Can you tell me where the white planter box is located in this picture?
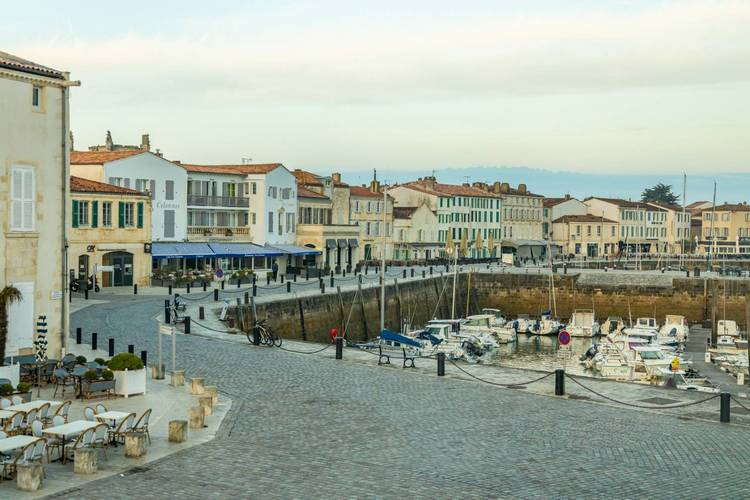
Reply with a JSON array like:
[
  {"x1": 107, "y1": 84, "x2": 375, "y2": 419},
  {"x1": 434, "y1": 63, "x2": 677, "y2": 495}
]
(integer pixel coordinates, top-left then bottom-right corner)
[
  {"x1": 114, "y1": 368, "x2": 147, "y2": 398},
  {"x1": 0, "y1": 364, "x2": 20, "y2": 387}
]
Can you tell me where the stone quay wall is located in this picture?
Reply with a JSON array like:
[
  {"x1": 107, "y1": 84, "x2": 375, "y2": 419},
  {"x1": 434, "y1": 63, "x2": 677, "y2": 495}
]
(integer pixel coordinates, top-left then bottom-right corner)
[{"x1": 231, "y1": 272, "x2": 750, "y2": 341}]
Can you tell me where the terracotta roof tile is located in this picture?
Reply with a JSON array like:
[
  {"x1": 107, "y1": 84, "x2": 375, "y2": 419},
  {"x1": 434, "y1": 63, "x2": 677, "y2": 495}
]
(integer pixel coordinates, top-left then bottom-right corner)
[
  {"x1": 587, "y1": 197, "x2": 663, "y2": 210},
  {"x1": 543, "y1": 197, "x2": 578, "y2": 207},
  {"x1": 292, "y1": 169, "x2": 323, "y2": 186},
  {"x1": 553, "y1": 214, "x2": 619, "y2": 224},
  {"x1": 70, "y1": 150, "x2": 146, "y2": 165},
  {"x1": 349, "y1": 186, "x2": 384, "y2": 198},
  {"x1": 0, "y1": 50, "x2": 65, "y2": 79},
  {"x1": 402, "y1": 181, "x2": 501, "y2": 198},
  {"x1": 700, "y1": 203, "x2": 750, "y2": 213},
  {"x1": 70, "y1": 176, "x2": 145, "y2": 195},
  {"x1": 297, "y1": 186, "x2": 329, "y2": 200},
  {"x1": 179, "y1": 163, "x2": 282, "y2": 175}
]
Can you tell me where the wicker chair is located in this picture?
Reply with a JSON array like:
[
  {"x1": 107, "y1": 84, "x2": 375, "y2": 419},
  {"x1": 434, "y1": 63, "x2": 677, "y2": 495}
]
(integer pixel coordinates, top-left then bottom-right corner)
[{"x1": 133, "y1": 408, "x2": 152, "y2": 445}]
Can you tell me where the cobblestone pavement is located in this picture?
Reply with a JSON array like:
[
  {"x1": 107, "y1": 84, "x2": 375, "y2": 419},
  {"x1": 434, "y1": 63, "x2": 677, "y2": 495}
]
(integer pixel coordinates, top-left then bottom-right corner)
[{"x1": 57, "y1": 295, "x2": 750, "y2": 499}]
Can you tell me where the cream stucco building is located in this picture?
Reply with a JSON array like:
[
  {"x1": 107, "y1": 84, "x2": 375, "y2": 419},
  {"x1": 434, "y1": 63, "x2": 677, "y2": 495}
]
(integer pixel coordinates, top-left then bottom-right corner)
[
  {"x1": 551, "y1": 214, "x2": 620, "y2": 257},
  {"x1": 0, "y1": 51, "x2": 78, "y2": 360},
  {"x1": 698, "y1": 203, "x2": 750, "y2": 255},
  {"x1": 392, "y1": 204, "x2": 441, "y2": 261},
  {"x1": 69, "y1": 176, "x2": 152, "y2": 288}
]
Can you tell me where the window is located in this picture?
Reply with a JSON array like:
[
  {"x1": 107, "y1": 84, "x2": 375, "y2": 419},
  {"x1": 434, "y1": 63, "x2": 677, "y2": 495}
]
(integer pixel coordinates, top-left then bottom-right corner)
[
  {"x1": 165, "y1": 180, "x2": 174, "y2": 200},
  {"x1": 135, "y1": 179, "x2": 150, "y2": 193},
  {"x1": 354, "y1": 201, "x2": 360, "y2": 213},
  {"x1": 586, "y1": 225, "x2": 591, "y2": 236},
  {"x1": 11, "y1": 166, "x2": 35, "y2": 231},
  {"x1": 123, "y1": 203, "x2": 135, "y2": 227},
  {"x1": 251, "y1": 213, "x2": 257, "y2": 225},
  {"x1": 251, "y1": 182, "x2": 257, "y2": 194},
  {"x1": 164, "y1": 210, "x2": 175, "y2": 238},
  {"x1": 108, "y1": 177, "x2": 123, "y2": 187},
  {"x1": 32, "y1": 86, "x2": 41, "y2": 108},
  {"x1": 103, "y1": 202, "x2": 112, "y2": 227},
  {"x1": 366, "y1": 222, "x2": 371, "y2": 236},
  {"x1": 597, "y1": 226, "x2": 601, "y2": 236},
  {"x1": 367, "y1": 201, "x2": 372, "y2": 212},
  {"x1": 77, "y1": 201, "x2": 90, "y2": 226},
  {"x1": 268, "y1": 212, "x2": 274, "y2": 232}
]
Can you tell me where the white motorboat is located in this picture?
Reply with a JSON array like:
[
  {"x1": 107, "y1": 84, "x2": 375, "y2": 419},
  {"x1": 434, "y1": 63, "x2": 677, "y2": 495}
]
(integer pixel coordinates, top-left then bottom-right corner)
[
  {"x1": 529, "y1": 312, "x2": 562, "y2": 336},
  {"x1": 465, "y1": 314, "x2": 517, "y2": 344},
  {"x1": 660, "y1": 315, "x2": 689, "y2": 343},
  {"x1": 481, "y1": 308, "x2": 508, "y2": 327},
  {"x1": 566, "y1": 310, "x2": 600, "y2": 338},
  {"x1": 602, "y1": 316, "x2": 625, "y2": 336},
  {"x1": 513, "y1": 315, "x2": 531, "y2": 334}
]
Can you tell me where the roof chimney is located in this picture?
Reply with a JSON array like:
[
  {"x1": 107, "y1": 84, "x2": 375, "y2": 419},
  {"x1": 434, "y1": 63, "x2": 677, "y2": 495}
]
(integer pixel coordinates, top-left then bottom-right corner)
[
  {"x1": 518, "y1": 183, "x2": 527, "y2": 194},
  {"x1": 332, "y1": 172, "x2": 341, "y2": 184},
  {"x1": 565, "y1": 193, "x2": 570, "y2": 200},
  {"x1": 105, "y1": 130, "x2": 113, "y2": 151},
  {"x1": 141, "y1": 134, "x2": 151, "y2": 151},
  {"x1": 422, "y1": 175, "x2": 437, "y2": 190},
  {"x1": 492, "y1": 181, "x2": 502, "y2": 194},
  {"x1": 500, "y1": 182, "x2": 510, "y2": 194}
]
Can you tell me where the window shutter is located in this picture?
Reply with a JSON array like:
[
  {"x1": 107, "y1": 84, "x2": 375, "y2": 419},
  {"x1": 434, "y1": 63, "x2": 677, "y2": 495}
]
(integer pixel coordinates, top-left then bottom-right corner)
[
  {"x1": 91, "y1": 200, "x2": 98, "y2": 228},
  {"x1": 123, "y1": 178, "x2": 131, "y2": 188},
  {"x1": 72, "y1": 200, "x2": 79, "y2": 228},
  {"x1": 137, "y1": 202, "x2": 144, "y2": 228},
  {"x1": 149, "y1": 180, "x2": 156, "y2": 200},
  {"x1": 118, "y1": 201, "x2": 125, "y2": 228}
]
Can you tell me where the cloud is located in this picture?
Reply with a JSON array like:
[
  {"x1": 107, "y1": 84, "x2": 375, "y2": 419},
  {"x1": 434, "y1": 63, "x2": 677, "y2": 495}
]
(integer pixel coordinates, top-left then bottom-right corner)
[{"x1": 16, "y1": 0, "x2": 750, "y2": 105}]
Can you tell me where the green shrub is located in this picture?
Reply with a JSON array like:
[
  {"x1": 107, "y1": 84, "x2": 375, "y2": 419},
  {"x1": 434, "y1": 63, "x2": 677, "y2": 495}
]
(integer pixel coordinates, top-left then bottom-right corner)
[
  {"x1": 106, "y1": 352, "x2": 144, "y2": 371},
  {"x1": 102, "y1": 369, "x2": 114, "y2": 381},
  {"x1": 76, "y1": 355, "x2": 87, "y2": 365},
  {"x1": 83, "y1": 369, "x2": 98, "y2": 382},
  {"x1": 0, "y1": 384, "x2": 14, "y2": 397},
  {"x1": 94, "y1": 358, "x2": 106, "y2": 366},
  {"x1": 16, "y1": 382, "x2": 31, "y2": 394}
]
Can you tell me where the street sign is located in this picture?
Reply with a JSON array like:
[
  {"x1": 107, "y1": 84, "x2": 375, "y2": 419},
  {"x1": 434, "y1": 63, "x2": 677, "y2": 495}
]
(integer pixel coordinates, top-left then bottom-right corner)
[
  {"x1": 558, "y1": 330, "x2": 571, "y2": 346},
  {"x1": 215, "y1": 268, "x2": 224, "y2": 279},
  {"x1": 159, "y1": 324, "x2": 175, "y2": 336}
]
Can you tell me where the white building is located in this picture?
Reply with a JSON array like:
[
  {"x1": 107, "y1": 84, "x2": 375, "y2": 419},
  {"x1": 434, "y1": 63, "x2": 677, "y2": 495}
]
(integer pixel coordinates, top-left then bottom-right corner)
[
  {"x1": 543, "y1": 195, "x2": 588, "y2": 240},
  {"x1": 70, "y1": 151, "x2": 187, "y2": 242},
  {"x1": 1, "y1": 51, "x2": 78, "y2": 362}
]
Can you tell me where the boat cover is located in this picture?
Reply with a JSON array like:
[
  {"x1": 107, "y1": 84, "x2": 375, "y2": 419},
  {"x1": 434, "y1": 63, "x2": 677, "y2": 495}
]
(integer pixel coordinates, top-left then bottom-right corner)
[{"x1": 379, "y1": 329, "x2": 422, "y2": 348}]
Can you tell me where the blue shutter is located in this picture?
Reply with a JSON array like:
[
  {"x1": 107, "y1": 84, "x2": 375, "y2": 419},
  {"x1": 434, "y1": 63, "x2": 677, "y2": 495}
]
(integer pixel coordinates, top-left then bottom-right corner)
[
  {"x1": 71, "y1": 200, "x2": 79, "y2": 228},
  {"x1": 91, "y1": 200, "x2": 98, "y2": 228},
  {"x1": 118, "y1": 201, "x2": 125, "y2": 228},
  {"x1": 137, "y1": 202, "x2": 144, "y2": 228}
]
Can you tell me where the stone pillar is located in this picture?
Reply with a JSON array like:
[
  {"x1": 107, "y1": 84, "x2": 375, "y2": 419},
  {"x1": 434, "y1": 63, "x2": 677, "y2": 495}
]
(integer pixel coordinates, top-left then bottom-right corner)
[
  {"x1": 74, "y1": 448, "x2": 98, "y2": 474},
  {"x1": 125, "y1": 432, "x2": 148, "y2": 458},
  {"x1": 188, "y1": 377, "x2": 205, "y2": 395},
  {"x1": 171, "y1": 370, "x2": 185, "y2": 387},
  {"x1": 168, "y1": 420, "x2": 188, "y2": 443},
  {"x1": 16, "y1": 464, "x2": 44, "y2": 491},
  {"x1": 189, "y1": 406, "x2": 205, "y2": 429},
  {"x1": 205, "y1": 385, "x2": 218, "y2": 406},
  {"x1": 199, "y1": 396, "x2": 213, "y2": 416}
]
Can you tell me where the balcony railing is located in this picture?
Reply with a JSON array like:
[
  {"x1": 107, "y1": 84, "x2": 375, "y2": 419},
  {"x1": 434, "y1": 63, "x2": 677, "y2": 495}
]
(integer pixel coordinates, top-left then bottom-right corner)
[
  {"x1": 187, "y1": 226, "x2": 250, "y2": 239},
  {"x1": 187, "y1": 194, "x2": 249, "y2": 208}
]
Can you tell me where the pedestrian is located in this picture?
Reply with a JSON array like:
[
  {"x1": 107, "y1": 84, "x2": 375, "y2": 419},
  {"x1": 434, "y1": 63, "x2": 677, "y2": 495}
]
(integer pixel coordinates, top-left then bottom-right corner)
[{"x1": 272, "y1": 260, "x2": 279, "y2": 281}]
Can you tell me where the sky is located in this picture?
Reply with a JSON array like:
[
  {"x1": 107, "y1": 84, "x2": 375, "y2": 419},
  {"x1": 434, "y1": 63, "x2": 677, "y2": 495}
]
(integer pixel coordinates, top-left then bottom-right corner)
[{"x1": 3, "y1": 0, "x2": 749, "y2": 178}]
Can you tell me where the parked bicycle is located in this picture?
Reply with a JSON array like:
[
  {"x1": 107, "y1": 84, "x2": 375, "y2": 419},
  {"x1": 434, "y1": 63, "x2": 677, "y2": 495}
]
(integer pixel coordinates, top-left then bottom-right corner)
[{"x1": 247, "y1": 318, "x2": 282, "y2": 347}]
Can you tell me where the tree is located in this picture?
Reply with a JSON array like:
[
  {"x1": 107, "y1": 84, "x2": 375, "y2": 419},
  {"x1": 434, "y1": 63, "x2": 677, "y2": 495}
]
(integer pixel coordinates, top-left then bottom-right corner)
[
  {"x1": 641, "y1": 183, "x2": 679, "y2": 205},
  {"x1": 0, "y1": 285, "x2": 23, "y2": 364}
]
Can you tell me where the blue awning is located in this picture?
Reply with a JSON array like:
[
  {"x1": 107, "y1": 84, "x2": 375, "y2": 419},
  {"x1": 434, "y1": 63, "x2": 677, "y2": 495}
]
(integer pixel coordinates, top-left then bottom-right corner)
[
  {"x1": 208, "y1": 242, "x2": 282, "y2": 257},
  {"x1": 266, "y1": 244, "x2": 321, "y2": 256},
  {"x1": 152, "y1": 242, "x2": 214, "y2": 258}
]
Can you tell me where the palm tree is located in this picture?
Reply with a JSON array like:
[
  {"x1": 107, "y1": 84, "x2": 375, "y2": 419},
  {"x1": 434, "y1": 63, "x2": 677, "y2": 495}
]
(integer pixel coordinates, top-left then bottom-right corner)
[{"x1": 0, "y1": 285, "x2": 23, "y2": 364}]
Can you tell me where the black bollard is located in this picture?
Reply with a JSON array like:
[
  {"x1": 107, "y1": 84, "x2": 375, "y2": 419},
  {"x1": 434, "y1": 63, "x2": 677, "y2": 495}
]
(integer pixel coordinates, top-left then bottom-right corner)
[
  {"x1": 184, "y1": 316, "x2": 191, "y2": 334},
  {"x1": 140, "y1": 350, "x2": 147, "y2": 367},
  {"x1": 128, "y1": 344, "x2": 134, "y2": 354},
  {"x1": 199, "y1": 306, "x2": 205, "y2": 320},
  {"x1": 186, "y1": 282, "x2": 191, "y2": 294},
  {"x1": 720, "y1": 392, "x2": 731, "y2": 423},
  {"x1": 402, "y1": 269, "x2": 406, "y2": 279},
  {"x1": 422, "y1": 270, "x2": 426, "y2": 279},
  {"x1": 91, "y1": 332, "x2": 98, "y2": 350},
  {"x1": 555, "y1": 369, "x2": 565, "y2": 396},
  {"x1": 335, "y1": 337, "x2": 343, "y2": 359},
  {"x1": 253, "y1": 274, "x2": 257, "y2": 285},
  {"x1": 76, "y1": 328, "x2": 82, "y2": 344},
  {"x1": 164, "y1": 299, "x2": 171, "y2": 323},
  {"x1": 214, "y1": 289, "x2": 219, "y2": 301},
  {"x1": 358, "y1": 274, "x2": 363, "y2": 284},
  {"x1": 321, "y1": 282, "x2": 326, "y2": 294},
  {"x1": 221, "y1": 280, "x2": 225, "y2": 290},
  {"x1": 252, "y1": 325, "x2": 260, "y2": 346},
  {"x1": 134, "y1": 284, "x2": 138, "y2": 295},
  {"x1": 203, "y1": 281, "x2": 207, "y2": 292},
  {"x1": 330, "y1": 275, "x2": 334, "y2": 288},
  {"x1": 253, "y1": 284, "x2": 257, "y2": 297},
  {"x1": 237, "y1": 279, "x2": 241, "y2": 288},
  {"x1": 430, "y1": 266, "x2": 433, "y2": 275},
  {"x1": 84, "y1": 286, "x2": 88, "y2": 300},
  {"x1": 286, "y1": 282, "x2": 291, "y2": 293},
  {"x1": 108, "y1": 338, "x2": 114, "y2": 357},
  {"x1": 437, "y1": 352, "x2": 445, "y2": 376},
  {"x1": 168, "y1": 284, "x2": 172, "y2": 295},
  {"x1": 411, "y1": 268, "x2": 414, "y2": 278},
  {"x1": 245, "y1": 291, "x2": 250, "y2": 304},
  {"x1": 343, "y1": 269, "x2": 346, "y2": 277},
  {"x1": 293, "y1": 274, "x2": 297, "y2": 282},
  {"x1": 281, "y1": 275, "x2": 285, "y2": 283},
  {"x1": 266, "y1": 274, "x2": 270, "y2": 285}
]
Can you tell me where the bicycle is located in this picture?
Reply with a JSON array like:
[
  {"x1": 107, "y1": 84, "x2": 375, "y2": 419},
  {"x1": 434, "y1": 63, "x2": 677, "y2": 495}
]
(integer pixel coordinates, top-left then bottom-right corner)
[{"x1": 247, "y1": 319, "x2": 283, "y2": 347}]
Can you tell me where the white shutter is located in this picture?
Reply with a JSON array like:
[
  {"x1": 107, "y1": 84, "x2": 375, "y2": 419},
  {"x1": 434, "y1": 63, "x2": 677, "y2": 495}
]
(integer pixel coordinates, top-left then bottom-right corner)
[
  {"x1": 23, "y1": 170, "x2": 34, "y2": 229},
  {"x1": 10, "y1": 167, "x2": 34, "y2": 231},
  {"x1": 11, "y1": 169, "x2": 23, "y2": 229}
]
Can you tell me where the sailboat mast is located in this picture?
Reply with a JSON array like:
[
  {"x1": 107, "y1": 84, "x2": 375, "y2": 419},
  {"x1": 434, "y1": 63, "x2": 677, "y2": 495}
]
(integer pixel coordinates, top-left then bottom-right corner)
[
  {"x1": 681, "y1": 173, "x2": 686, "y2": 269},
  {"x1": 380, "y1": 180, "x2": 387, "y2": 332},
  {"x1": 709, "y1": 181, "x2": 717, "y2": 269}
]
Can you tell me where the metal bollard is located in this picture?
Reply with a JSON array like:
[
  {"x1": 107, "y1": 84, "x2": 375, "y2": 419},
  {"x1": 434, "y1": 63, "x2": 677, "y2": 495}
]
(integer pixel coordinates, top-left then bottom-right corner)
[
  {"x1": 321, "y1": 282, "x2": 326, "y2": 294},
  {"x1": 422, "y1": 270, "x2": 426, "y2": 279},
  {"x1": 184, "y1": 316, "x2": 191, "y2": 334},
  {"x1": 128, "y1": 344, "x2": 134, "y2": 354},
  {"x1": 168, "y1": 284, "x2": 172, "y2": 295},
  {"x1": 720, "y1": 392, "x2": 731, "y2": 423},
  {"x1": 237, "y1": 279, "x2": 241, "y2": 288},
  {"x1": 330, "y1": 275, "x2": 334, "y2": 288},
  {"x1": 358, "y1": 274, "x2": 363, "y2": 284},
  {"x1": 84, "y1": 286, "x2": 89, "y2": 300},
  {"x1": 203, "y1": 281, "x2": 207, "y2": 292},
  {"x1": 245, "y1": 291, "x2": 250, "y2": 304},
  {"x1": 252, "y1": 325, "x2": 260, "y2": 346},
  {"x1": 187, "y1": 282, "x2": 191, "y2": 293},
  {"x1": 403, "y1": 269, "x2": 407, "y2": 279},
  {"x1": 134, "y1": 283, "x2": 138, "y2": 295},
  {"x1": 281, "y1": 275, "x2": 285, "y2": 283},
  {"x1": 253, "y1": 274, "x2": 257, "y2": 285},
  {"x1": 108, "y1": 338, "x2": 115, "y2": 357},
  {"x1": 266, "y1": 274, "x2": 270, "y2": 285},
  {"x1": 140, "y1": 350, "x2": 147, "y2": 367},
  {"x1": 221, "y1": 280, "x2": 226, "y2": 290},
  {"x1": 214, "y1": 289, "x2": 219, "y2": 301},
  {"x1": 91, "y1": 332, "x2": 98, "y2": 350},
  {"x1": 199, "y1": 306, "x2": 205, "y2": 320},
  {"x1": 287, "y1": 282, "x2": 291, "y2": 293},
  {"x1": 293, "y1": 274, "x2": 297, "y2": 282},
  {"x1": 555, "y1": 369, "x2": 565, "y2": 396},
  {"x1": 335, "y1": 337, "x2": 343, "y2": 360},
  {"x1": 437, "y1": 352, "x2": 445, "y2": 376},
  {"x1": 76, "y1": 328, "x2": 82, "y2": 344},
  {"x1": 411, "y1": 268, "x2": 415, "y2": 278},
  {"x1": 430, "y1": 266, "x2": 433, "y2": 275},
  {"x1": 252, "y1": 284, "x2": 257, "y2": 297},
  {"x1": 165, "y1": 299, "x2": 171, "y2": 323}
]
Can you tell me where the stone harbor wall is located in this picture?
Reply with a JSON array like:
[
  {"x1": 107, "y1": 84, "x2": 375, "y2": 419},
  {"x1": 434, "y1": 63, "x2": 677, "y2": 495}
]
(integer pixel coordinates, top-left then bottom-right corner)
[{"x1": 230, "y1": 272, "x2": 750, "y2": 341}]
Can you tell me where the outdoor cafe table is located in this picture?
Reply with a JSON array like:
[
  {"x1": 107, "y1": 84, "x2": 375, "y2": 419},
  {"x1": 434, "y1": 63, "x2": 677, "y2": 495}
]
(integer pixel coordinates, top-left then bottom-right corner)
[
  {"x1": 43, "y1": 420, "x2": 100, "y2": 463},
  {"x1": 7, "y1": 400, "x2": 62, "y2": 412},
  {"x1": 96, "y1": 411, "x2": 130, "y2": 427},
  {"x1": 0, "y1": 435, "x2": 38, "y2": 454}
]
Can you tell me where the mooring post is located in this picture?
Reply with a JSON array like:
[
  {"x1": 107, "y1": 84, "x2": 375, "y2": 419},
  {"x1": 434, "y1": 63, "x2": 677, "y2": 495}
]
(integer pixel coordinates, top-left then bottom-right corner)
[
  {"x1": 76, "y1": 328, "x2": 82, "y2": 345},
  {"x1": 84, "y1": 286, "x2": 88, "y2": 300},
  {"x1": 134, "y1": 284, "x2": 138, "y2": 295},
  {"x1": 245, "y1": 291, "x2": 250, "y2": 304},
  {"x1": 403, "y1": 269, "x2": 406, "y2": 279},
  {"x1": 411, "y1": 268, "x2": 415, "y2": 278},
  {"x1": 108, "y1": 338, "x2": 114, "y2": 357},
  {"x1": 286, "y1": 282, "x2": 291, "y2": 293},
  {"x1": 221, "y1": 280, "x2": 226, "y2": 290},
  {"x1": 128, "y1": 344, "x2": 134, "y2": 354},
  {"x1": 140, "y1": 350, "x2": 148, "y2": 367},
  {"x1": 184, "y1": 316, "x2": 191, "y2": 334},
  {"x1": 335, "y1": 336, "x2": 343, "y2": 360},
  {"x1": 252, "y1": 284, "x2": 257, "y2": 297},
  {"x1": 199, "y1": 306, "x2": 205, "y2": 320},
  {"x1": 91, "y1": 332, "x2": 97, "y2": 350},
  {"x1": 555, "y1": 369, "x2": 565, "y2": 396},
  {"x1": 213, "y1": 289, "x2": 219, "y2": 301},
  {"x1": 720, "y1": 392, "x2": 731, "y2": 423},
  {"x1": 168, "y1": 284, "x2": 172, "y2": 295},
  {"x1": 186, "y1": 282, "x2": 190, "y2": 294},
  {"x1": 437, "y1": 352, "x2": 445, "y2": 376},
  {"x1": 203, "y1": 281, "x2": 207, "y2": 292},
  {"x1": 164, "y1": 299, "x2": 171, "y2": 323}
]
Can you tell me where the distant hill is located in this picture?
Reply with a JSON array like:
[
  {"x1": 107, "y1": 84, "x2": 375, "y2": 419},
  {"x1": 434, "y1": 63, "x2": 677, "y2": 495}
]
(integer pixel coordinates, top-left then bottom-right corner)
[{"x1": 333, "y1": 166, "x2": 748, "y2": 204}]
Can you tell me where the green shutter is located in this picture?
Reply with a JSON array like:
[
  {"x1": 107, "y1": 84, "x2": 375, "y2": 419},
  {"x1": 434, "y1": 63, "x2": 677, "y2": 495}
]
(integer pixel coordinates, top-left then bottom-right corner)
[
  {"x1": 71, "y1": 200, "x2": 79, "y2": 228},
  {"x1": 137, "y1": 202, "x2": 144, "y2": 228},
  {"x1": 91, "y1": 200, "x2": 98, "y2": 228},
  {"x1": 118, "y1": 201, "x2": 125, "y2": 228}
]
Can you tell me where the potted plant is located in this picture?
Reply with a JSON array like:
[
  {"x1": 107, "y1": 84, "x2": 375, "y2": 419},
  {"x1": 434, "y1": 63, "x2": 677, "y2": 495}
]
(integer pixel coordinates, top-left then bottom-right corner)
[
  {"x1": 81, "y1": 369, "x2": 115, "y2": 399},
  {"x1": 107, "y1": 353, "x2": 146, "y2": 397},
  {"x1": 15, "y1": 382, "x2": 32, "y2": 402},
  {"x1": 0, "y1": 285, "x2": 22, "y2": 387},
  {"x1": 0, "y1": 383, "x2": 13, "y2": 399},
  {"x1": 76, "y1": 355, "x2": 87, "y2": 365}
]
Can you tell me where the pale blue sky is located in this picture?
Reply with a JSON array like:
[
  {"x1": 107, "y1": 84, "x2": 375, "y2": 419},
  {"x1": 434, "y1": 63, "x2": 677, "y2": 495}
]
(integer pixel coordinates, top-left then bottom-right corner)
[{"x1": 3, "y1": 1, "x2": 749, "y2": 175}]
